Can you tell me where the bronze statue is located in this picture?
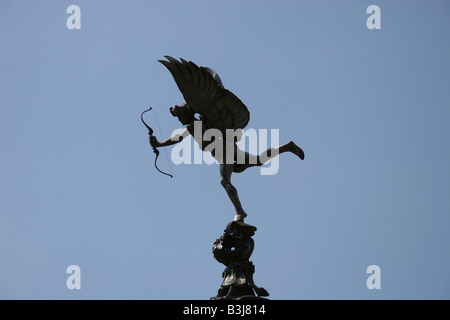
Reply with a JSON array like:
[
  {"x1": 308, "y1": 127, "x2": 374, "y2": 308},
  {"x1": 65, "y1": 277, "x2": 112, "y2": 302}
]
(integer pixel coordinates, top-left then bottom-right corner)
[{"x1": 147, "y1": 56, "x2": 304, "y2": 222}]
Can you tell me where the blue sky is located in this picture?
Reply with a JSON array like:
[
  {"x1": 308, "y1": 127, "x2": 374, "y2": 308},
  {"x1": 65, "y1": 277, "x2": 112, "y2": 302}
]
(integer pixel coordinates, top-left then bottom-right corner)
[{"x1": 1, "y1": 0, "x2": 449, "y2": 299}]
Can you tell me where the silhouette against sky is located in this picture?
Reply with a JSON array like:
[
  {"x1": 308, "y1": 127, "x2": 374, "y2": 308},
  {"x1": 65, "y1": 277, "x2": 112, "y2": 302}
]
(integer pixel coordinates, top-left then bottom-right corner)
[{"x1": 1, "y1": 0, "x2": 449, "y2": 299}]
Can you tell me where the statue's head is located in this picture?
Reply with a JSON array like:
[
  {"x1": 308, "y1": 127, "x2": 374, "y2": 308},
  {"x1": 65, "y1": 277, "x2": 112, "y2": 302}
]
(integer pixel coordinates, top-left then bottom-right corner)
[{"x1": 170, "y1": 103, "x2": 195, "y2": 125}]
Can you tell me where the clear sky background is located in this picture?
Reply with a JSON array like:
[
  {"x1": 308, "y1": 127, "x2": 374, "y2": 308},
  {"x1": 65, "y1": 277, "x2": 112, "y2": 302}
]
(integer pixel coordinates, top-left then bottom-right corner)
[{"x1": 1, "y1": 0, "x2": 449, "y2": 300}]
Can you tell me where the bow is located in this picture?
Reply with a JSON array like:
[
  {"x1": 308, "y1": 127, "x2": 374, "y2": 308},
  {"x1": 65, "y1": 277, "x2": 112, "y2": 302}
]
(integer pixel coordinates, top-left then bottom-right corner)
[{"x1": 141, "y1": 107, "x2": 173, "y2": 178}]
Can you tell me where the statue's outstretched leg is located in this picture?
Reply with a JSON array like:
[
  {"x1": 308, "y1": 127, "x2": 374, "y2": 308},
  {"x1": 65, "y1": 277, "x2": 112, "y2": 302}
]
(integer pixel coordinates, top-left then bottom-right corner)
[
  {"x1": 220, "y1": 163, "x2": 247, "y2": 221},
  {"x1": 233, "y1": 141, "x2": 304, "y2": 173}
]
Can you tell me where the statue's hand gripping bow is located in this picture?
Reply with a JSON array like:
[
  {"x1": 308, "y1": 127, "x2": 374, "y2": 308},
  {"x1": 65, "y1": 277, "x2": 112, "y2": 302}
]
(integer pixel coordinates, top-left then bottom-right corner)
[{"x1": 141, "y1": 107, "x2": 173, "y2": 178}]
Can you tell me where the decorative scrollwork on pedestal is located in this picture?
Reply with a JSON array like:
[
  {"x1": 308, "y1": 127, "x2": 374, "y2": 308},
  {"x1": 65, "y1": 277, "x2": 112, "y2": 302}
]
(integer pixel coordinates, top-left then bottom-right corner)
[{"x1": 211, "y1": 220, "x2": 269, "y2": 300}]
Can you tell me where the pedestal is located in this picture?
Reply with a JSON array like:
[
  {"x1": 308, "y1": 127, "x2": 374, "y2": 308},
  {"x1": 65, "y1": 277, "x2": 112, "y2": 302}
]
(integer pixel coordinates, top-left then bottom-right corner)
[{"x1": 211, "y1": 220, "x2": 269, "y2": 300}]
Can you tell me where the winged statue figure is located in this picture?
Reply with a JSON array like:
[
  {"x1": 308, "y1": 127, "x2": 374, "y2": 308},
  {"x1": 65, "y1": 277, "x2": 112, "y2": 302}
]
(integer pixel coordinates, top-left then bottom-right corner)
[{"x1": 149, "y1": 56, "x2": 304, "y2": 222}]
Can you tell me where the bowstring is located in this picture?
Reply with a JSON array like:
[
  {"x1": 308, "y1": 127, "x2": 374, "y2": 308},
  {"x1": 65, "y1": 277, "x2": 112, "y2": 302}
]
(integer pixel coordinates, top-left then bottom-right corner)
[{"x1": 151, "y1": 108, "x2": 174, "y2": 177}]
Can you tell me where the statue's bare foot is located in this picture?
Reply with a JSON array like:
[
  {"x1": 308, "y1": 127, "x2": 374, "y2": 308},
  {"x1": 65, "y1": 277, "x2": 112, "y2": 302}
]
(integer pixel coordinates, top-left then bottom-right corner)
[
  {"x1": 234, "y1": 211, "x2": 247, "y2": 222},
  {"x1": 288, "y1": 141, "x2": 305, "y2": 160}
]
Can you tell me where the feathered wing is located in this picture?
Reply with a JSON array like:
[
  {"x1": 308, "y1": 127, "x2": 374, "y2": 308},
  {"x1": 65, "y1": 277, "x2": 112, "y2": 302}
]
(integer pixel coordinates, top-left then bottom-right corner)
[{"x1": 158, "y1": 56, "x2": 250, "y2": 133}]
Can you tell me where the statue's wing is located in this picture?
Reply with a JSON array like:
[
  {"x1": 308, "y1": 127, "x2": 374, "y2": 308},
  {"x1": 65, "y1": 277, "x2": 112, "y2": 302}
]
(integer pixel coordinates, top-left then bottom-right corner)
[{"x1": 158, "y1": 56, "x2": 250, "y2": 132}]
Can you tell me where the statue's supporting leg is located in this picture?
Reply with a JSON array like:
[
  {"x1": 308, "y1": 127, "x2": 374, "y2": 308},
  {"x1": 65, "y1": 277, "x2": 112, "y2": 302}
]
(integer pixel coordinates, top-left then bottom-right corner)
[{"x1": 220, "y1": 164, "x2": 247, "y2": 221}]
